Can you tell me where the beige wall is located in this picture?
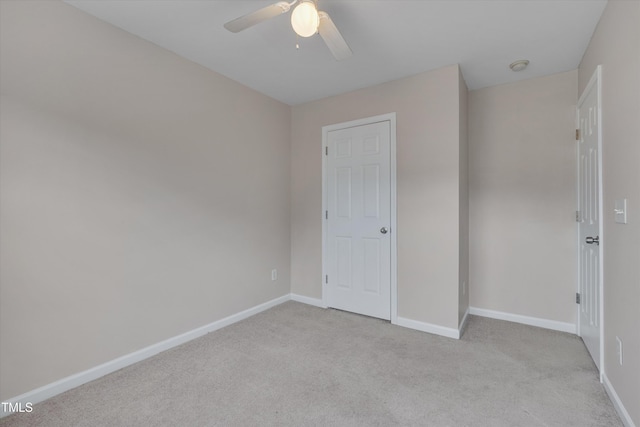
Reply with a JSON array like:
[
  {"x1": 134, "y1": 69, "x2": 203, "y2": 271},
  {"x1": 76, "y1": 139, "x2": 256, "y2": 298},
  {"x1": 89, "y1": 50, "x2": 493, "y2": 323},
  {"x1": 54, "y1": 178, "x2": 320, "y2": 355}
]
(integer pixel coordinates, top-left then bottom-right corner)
[
  {"x1": 0, "y1": 1, "x2": 291, "y2": 400},
  {"x1": 291, "y1": 65, "x2": 466, "y2": 329},
  {"x1": 469, "y1": 71, "x2": 578, "y2": 324},
  {"x1": 578, "y1": 1, "x2": 640, "y2": 424}
]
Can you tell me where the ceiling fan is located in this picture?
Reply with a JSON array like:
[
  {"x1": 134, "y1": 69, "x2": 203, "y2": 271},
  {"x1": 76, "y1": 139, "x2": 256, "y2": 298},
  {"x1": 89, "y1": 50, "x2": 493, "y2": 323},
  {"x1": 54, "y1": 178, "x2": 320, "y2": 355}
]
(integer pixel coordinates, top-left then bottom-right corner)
[{"x1": 224, "y1": 0, "x2": 353, "y2": 61}]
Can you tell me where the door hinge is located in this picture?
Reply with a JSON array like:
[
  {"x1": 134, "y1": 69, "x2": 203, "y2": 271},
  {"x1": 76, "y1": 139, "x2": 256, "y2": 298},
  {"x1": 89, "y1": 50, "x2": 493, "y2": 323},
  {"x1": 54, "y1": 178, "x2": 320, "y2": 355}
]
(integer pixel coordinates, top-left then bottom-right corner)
[
  {"x1": 325, "y1": 210, "x2": 328, "y2": 220},
  {"x1": 576, "y1": 293, "x2": 581, "y2": 304},
  {"x1": 325, "y1": 146, "x2": 328, "y2": 156},
  {"x1": 576, "y1": 210, "x2": 581, "y2": 222},
  {"x1": 575, "y1": 129, "x2": 580, "y2": 140},
  {"x1": 325, "y1": 275, "x2": 328, "y2": 284}
]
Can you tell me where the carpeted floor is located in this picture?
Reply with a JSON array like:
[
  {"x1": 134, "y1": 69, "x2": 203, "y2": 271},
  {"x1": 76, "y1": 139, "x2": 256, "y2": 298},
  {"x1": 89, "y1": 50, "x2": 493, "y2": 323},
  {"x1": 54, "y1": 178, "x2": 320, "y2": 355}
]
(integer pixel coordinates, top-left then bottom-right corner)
[{"x1": 1, "y1": 301, "x2": 622, "y2": 426}]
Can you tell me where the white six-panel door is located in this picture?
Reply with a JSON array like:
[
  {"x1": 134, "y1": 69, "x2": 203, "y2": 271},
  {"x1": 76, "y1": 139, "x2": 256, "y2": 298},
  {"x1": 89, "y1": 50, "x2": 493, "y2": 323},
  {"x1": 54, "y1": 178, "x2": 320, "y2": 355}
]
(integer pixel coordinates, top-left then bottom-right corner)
[
  {"x1": 577, "y1": 66, "x2": 602, "y2": 371},
  {"x1": 324, "y1": 119, "x2": 392, "y2": 320}
]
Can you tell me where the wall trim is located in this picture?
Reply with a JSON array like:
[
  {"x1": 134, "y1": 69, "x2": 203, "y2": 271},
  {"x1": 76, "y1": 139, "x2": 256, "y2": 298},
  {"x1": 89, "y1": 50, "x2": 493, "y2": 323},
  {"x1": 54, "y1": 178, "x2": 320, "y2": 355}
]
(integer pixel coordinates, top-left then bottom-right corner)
[
  {"x1": 603, "y1": 373, "x2": 636, "y2": 427},
  {"x1": 396, "y1": 317, "x2": 462, "y2": 340},
  {"x1": 290, "y1": 294, "x2": 465, "y2": 340},
  {"x1": 5, "y1": 297, "x2": 586, "y2": 419},
  {"x1": 469, "y1": 307, "x2": 576, "y2": 334},
  {"x1": 0, "y1": 294, "x2": 290, "y2": 418},
  {"x1": 290, "y1": 293, "x2": 326, "y2": 308}
]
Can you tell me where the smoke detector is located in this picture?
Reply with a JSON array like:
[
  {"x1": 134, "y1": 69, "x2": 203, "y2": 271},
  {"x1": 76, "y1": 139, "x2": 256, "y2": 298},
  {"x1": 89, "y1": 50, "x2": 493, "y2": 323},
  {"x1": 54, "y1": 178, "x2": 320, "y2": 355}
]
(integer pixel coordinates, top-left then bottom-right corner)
[{"x1": 509, "y1": 60, "x2": 530, "y2": 72}]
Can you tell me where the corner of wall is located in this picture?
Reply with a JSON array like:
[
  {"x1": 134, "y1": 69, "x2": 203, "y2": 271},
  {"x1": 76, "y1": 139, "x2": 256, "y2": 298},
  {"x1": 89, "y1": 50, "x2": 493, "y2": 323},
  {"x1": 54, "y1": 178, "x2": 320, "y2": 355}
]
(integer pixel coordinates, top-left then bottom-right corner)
[{"x1": 458, "y1": 65, "x2": 470, "y2": 324}]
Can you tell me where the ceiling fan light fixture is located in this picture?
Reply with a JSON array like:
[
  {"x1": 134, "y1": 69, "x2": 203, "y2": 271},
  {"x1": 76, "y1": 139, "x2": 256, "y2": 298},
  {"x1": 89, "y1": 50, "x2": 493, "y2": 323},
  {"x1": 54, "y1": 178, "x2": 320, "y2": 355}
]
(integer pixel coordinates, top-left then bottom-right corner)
[{"x1": 291, "y1": 1, "x2": 319, "y2": 37}]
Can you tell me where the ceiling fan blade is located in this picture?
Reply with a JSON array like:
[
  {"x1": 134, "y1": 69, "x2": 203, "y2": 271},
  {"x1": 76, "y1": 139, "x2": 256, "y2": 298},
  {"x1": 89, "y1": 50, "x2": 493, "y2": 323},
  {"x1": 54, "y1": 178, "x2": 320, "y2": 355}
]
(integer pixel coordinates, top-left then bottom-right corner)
[
  {"x1": 224, "y1": 1, "x2": 292, "y2": 33},
  {"x1": 318, "y1": 11, "x2": 352, "y2": 61}
]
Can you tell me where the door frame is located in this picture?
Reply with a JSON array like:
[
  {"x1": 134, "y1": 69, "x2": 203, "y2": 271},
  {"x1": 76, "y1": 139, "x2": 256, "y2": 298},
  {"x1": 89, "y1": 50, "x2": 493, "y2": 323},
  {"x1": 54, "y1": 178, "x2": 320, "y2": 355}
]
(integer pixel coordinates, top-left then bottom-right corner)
[
  {"x1": 321, "y1": 113, "x2": 398, "y2": 324},
  {"x1": 576, "y1": 65, "x2": 603, "y2": 379}
]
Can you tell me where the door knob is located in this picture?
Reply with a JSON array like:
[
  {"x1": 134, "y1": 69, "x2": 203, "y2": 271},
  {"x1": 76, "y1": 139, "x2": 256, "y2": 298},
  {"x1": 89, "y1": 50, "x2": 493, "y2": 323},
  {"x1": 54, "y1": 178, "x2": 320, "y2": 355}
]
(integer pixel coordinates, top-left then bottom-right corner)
[
  {"x1": 585, "y1": 236, "x2": 599, "y2": 245},
  {"x1": 380, "y1": 227, "x2": 388, "y2": 234}
]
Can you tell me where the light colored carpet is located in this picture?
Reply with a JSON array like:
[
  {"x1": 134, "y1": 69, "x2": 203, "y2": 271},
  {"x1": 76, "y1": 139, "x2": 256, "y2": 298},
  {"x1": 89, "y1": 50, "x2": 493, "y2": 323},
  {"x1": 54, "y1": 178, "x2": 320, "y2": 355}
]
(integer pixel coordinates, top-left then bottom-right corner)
[{"x1": 1, "y1": 301, "x2": 622, "y2": 426}]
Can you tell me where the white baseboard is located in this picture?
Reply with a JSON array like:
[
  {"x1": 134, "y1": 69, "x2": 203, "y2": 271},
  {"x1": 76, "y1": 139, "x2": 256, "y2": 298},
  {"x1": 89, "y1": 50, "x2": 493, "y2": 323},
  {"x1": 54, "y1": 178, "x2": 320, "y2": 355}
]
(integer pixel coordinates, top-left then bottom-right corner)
[
  {"x1": 291, "y1": 295, "x2": 463, "y2": 340},
  {"x1": 290, "y1": 293, "x2": 326, "y2": 308},
  {"x1": 1, "y1": 294, "x2": 290, "y2": 418},
  {"x1": 396, "y1": 316, "x2": 462, "y2": 339},
  {"x1": 3, "y1": 296, "x2": 588, "y2": 419},
  {"x1": 603, "y1": 373, "x2": 637, "y2": 427},
  {"x1": 469, "y1": 307, "x2": 576, "y2": 334}
]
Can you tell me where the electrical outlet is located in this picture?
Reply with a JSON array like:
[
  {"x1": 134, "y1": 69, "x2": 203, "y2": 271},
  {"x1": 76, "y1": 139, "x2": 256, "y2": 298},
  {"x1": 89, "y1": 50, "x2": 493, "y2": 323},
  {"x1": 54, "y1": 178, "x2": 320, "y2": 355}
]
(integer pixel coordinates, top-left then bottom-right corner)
[
  {"x1": 271, "y1": 269, "x2": 277, "y2": 281},
  {"x1": 616, "y1": 336, "x2": 623, "y2": 366}
]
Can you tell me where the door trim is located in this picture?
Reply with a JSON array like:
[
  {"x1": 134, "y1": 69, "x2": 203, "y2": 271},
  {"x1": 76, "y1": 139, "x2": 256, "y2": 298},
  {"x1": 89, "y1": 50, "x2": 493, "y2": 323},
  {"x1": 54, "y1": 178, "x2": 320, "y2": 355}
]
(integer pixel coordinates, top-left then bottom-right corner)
[
  {"x1": 576, "y1": 65, "x2": 603, "y2": 379},
  {"x1": 321, "y1": 113, "x2": 397, "y2": 324}
]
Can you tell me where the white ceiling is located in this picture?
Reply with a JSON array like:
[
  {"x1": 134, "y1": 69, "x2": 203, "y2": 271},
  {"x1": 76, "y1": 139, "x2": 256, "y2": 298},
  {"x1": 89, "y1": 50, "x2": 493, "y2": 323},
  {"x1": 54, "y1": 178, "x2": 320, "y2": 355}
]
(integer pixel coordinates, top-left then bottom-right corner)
[{"x1": 64, "y1": 0, "x2": 607, "y2": 106}]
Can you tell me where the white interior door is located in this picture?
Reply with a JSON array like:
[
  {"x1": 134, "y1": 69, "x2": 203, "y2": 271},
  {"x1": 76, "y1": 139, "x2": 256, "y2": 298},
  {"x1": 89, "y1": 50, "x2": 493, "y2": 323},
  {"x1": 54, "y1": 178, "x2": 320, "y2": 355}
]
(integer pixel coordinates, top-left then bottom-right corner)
[
  {"x1": 577, "y1": 66, "x2": 602, "y2": 371},
  {"x1": 325, "y1": 120, "x2": 392, "y2": 320}
]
